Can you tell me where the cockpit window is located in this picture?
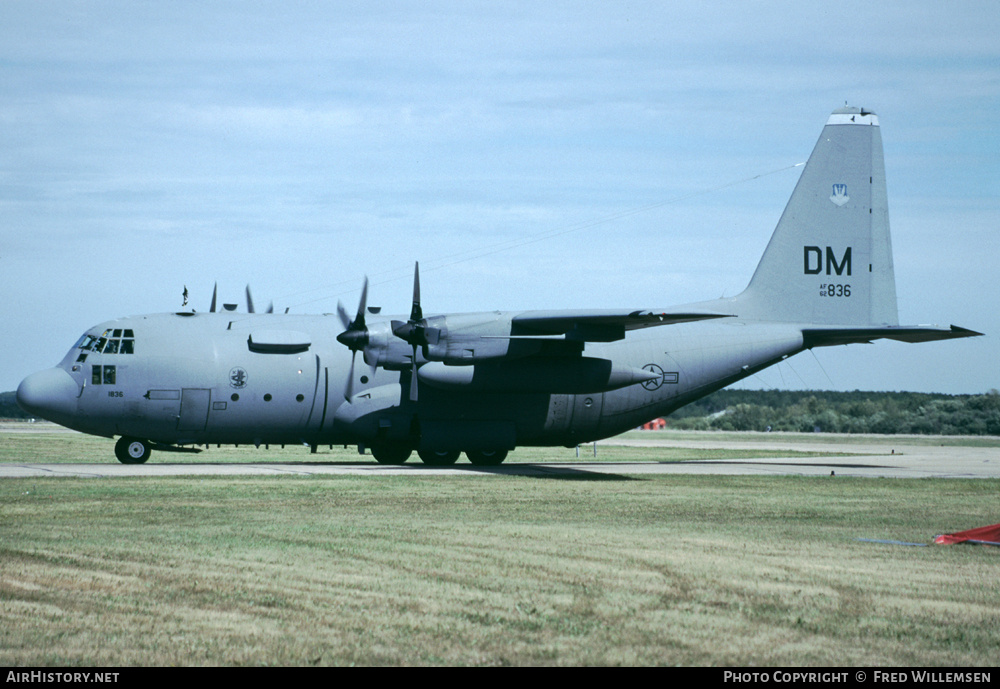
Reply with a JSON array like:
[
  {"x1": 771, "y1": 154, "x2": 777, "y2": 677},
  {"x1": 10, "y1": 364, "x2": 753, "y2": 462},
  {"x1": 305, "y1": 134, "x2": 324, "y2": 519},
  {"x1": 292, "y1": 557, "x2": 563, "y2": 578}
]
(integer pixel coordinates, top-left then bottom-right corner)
[{"x1": 79, "y1": 329, "x2": 135, "y2": 355}]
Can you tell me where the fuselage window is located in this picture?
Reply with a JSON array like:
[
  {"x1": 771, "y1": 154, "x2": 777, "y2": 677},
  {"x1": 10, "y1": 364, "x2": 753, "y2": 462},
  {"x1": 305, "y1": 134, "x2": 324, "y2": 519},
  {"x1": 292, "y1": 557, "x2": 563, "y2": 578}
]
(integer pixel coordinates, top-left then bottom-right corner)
[{"x1": 92, "y1": 365, "x2": 117, "y2": 385}]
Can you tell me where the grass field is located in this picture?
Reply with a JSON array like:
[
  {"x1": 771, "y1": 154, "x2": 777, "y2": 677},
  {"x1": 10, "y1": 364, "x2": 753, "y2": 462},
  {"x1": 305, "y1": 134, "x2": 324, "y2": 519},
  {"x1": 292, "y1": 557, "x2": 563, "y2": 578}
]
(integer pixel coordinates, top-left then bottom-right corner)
[{"x1": 1, "y1": 426, "x2": 998, "y2": 666}]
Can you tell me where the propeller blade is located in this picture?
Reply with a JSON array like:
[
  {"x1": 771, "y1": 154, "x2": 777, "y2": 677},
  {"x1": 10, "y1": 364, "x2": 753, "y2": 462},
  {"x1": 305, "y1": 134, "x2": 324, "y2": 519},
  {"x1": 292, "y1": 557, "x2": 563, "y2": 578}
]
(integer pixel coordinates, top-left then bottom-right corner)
[
  {"x1": 246, "y1": 285, "x2": 255, "y2": 314},
  {"x1": 337, "y1": 301, "x2": 351, "y2": 330},
  {"x1": 354, "y1": 277, "x2": 369, "y2": 328},
  {"x1": 345, "y1": 351, "x2": 356, "y2": 401},
  {"x1": 409, "y1": 344, "x2": 419, "y2": 402},
  {"x1": 210, "y1": 283, "x2": 217, "y2": 313},
  {"x1": 266, "y1": 301, "x2": 274, "y2": 314},
  {"x1": 410, "y1": 261, "x2": 422, "y2": 322}
]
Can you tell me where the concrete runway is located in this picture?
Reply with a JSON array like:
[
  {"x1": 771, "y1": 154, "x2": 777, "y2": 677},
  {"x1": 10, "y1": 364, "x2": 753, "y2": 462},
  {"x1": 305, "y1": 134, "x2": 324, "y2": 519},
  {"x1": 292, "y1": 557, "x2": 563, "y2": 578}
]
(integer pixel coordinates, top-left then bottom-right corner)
[{"x1": 2, "y1": 428, "x2": 998, "y2": 479}]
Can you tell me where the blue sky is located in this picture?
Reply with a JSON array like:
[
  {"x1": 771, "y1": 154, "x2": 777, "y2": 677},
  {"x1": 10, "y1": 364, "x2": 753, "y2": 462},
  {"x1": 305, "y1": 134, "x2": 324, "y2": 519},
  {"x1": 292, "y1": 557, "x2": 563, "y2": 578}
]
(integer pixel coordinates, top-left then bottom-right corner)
[{"x1": 3, "y1": 1, "x2": 997, "y2": 394}]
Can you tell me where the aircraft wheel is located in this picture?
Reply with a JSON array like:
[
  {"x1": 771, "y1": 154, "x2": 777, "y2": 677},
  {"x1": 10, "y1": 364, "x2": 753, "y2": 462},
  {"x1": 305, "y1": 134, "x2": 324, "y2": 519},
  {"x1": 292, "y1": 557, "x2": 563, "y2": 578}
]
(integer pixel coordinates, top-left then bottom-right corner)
[
  {"x1": 466, "y1": 449, "x2": 508, "y2": 466},
  {"x1": 370, "y1": 444, "x2": 412, "y2": 465},
  {"x1": 417, "y1": 449, "x2": 461, "y2": 466},
  {"x1": 115, "y1": 437, "x2": 151, "y2": 464}
]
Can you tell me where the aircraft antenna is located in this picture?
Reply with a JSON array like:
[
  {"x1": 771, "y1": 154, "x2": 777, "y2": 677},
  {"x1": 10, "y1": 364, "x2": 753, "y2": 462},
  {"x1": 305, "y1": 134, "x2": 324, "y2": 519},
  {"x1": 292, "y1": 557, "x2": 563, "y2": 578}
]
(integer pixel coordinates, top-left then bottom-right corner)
[{"x1": 283, "y1": 162, "x2": 806, "y2": 311}]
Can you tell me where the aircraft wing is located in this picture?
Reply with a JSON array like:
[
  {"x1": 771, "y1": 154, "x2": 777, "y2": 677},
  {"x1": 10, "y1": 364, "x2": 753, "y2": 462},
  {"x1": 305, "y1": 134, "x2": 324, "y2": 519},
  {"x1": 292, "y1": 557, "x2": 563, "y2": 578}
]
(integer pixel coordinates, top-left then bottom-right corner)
[
  {"x1": 803, "y1": 325, "x2": 983, "y2": 348},
  {"x1": 511, "y1": 309, "x2": 732, "y2": 342}
]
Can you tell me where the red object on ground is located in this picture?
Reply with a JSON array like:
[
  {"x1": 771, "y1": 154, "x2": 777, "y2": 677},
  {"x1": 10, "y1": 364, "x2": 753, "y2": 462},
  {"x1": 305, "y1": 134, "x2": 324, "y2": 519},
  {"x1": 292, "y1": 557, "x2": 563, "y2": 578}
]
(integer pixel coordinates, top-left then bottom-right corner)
[{"x1": 934, "y1": 523, "x2": 1000, "y2": 545}]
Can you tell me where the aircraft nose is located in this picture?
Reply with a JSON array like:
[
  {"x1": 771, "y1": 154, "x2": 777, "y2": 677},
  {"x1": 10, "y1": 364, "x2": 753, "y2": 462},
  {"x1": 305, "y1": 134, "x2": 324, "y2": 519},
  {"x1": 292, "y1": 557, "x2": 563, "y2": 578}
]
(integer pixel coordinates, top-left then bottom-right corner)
[{"x1": 16, "y1": 368, "x2": 80, "y2": 422}]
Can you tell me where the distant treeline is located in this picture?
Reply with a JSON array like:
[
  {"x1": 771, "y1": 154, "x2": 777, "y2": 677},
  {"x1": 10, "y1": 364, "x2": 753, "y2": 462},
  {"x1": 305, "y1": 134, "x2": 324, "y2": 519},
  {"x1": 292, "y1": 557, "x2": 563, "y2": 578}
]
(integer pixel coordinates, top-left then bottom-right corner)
[
  {"x1": 663, "y1": 389, "x2": 1000, "y2": 435},
  {"x1": 4, "y1": 388, "x2": 999, "y2": 435},
  {"x1": 1, "y1": 391, "x2": 29, "y2": 419}
]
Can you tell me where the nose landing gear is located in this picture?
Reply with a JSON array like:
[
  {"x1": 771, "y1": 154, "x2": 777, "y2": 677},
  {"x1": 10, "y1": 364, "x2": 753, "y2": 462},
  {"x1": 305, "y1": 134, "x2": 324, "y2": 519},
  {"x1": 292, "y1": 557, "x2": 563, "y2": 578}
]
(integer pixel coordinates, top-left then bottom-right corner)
[{"x1": 115, "y1": 437, "x2": 151, "y2": 464}]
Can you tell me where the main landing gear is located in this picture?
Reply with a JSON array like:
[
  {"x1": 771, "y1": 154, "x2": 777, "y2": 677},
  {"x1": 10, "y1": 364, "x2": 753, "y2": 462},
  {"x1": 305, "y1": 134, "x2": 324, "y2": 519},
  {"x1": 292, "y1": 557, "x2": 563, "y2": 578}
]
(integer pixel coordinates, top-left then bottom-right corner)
[
  {"x1": 115, "y1": 436, "x2": 151, "y2": 464},
  {"x1": 465, "y1": 449, "x2": 508, "y2": 466},
  {"x1": 369, "y1": 446, "x2": 509, "y2": 466},
  {"x1": 369, "y1": 444, "x2": 413, "y2": 465},
  {"x1": 417, "y1": 449, "x2": 461, "y2": 466}
]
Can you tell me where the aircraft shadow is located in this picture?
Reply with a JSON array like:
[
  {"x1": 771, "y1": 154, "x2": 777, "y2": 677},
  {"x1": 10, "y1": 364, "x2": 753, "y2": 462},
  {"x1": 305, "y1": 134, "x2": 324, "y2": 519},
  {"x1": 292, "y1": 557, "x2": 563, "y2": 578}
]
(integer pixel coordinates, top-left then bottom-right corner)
[
  {"x1": 156, "y1": 460, "x2": 640, "y2": 481},
  {"x1": 448, "y1": 464, "x2": 640, "y2": 481}
]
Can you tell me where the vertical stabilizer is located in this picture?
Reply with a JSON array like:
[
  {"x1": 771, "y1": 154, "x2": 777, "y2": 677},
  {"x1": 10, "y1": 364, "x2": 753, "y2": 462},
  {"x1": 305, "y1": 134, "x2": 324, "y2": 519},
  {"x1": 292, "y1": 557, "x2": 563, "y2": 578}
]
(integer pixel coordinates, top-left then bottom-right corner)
[{"x1": 733, "y1": 107, "x2": 898, "y2": 326}]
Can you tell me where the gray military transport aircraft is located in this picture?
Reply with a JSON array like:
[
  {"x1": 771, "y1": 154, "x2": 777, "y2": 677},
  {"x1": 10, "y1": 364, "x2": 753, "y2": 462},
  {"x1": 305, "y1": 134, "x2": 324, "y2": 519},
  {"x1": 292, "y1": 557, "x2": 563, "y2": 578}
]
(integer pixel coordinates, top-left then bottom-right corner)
[{"x1": 17, "y1": 106, "x2": 981, "y2": 465}]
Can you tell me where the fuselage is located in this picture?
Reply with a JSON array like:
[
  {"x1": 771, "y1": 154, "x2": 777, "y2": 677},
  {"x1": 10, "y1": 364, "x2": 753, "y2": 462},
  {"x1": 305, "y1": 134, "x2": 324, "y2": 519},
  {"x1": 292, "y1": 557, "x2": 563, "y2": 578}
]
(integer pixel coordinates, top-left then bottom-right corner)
[{"x1": 17, "y1": 309, "x2": 806, "y2": 453}]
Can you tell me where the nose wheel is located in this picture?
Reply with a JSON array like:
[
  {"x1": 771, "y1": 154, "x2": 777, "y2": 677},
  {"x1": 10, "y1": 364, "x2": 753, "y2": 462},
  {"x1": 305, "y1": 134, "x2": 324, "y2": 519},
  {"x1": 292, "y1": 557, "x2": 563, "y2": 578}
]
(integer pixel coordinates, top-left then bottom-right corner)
[{"x1": 115, "y1": 437, "x2": 151, "y2": 464}]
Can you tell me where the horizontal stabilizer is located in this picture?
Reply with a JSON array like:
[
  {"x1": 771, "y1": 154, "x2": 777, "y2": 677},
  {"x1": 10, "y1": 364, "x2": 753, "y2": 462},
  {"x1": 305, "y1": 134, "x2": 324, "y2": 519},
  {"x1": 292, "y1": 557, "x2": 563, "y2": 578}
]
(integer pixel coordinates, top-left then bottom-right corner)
[
  {"x1": 803, "y1": 325, "x2": 982, "y2": 348},
  {"x1": 512, "y1": 309, "x2": 731, "y2": 342}
]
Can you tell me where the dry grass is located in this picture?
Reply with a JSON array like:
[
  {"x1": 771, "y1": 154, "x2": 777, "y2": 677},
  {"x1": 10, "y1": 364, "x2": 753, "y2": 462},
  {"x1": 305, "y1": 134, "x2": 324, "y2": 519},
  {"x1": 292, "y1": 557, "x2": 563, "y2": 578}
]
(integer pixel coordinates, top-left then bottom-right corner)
[{"x1": 2, "y1": 466, "x2": 998, "y2": 666}]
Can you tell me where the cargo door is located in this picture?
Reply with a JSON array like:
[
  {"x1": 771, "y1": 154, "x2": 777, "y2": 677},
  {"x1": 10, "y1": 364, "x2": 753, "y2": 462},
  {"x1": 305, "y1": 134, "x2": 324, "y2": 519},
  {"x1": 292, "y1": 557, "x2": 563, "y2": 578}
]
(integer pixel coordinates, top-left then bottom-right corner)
[{"x1": 177, "y1": 388, "x2": 211, "y2": 432}]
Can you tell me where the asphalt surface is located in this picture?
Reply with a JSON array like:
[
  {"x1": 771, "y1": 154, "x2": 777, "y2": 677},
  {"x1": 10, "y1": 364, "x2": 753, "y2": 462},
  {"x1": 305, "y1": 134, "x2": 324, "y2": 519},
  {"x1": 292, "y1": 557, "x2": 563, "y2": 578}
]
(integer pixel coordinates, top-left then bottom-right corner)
[{"x1": 2, "y1": 425, "x2": 997, "y2": 479}]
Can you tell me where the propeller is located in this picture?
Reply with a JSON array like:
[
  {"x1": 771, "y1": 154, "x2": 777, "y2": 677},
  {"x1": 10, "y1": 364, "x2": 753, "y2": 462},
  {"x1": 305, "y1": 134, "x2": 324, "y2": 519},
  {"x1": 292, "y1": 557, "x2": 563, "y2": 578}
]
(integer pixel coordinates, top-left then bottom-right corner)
[
  {"x1": 334, "y1": 265, "x2": 439, "y2": 403},
  {"x1": 244, "y1": 285, "x2": 273, "y2": 314},
  {"x1": 391, "y1": 262, "x2": 438, "y2": 402},
  {"x1": 336, "y1": 277, "x2": 371, "y2": 401},
  {"x1": 210, "y1": 283, "x2": 218, "y2": 313}
]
